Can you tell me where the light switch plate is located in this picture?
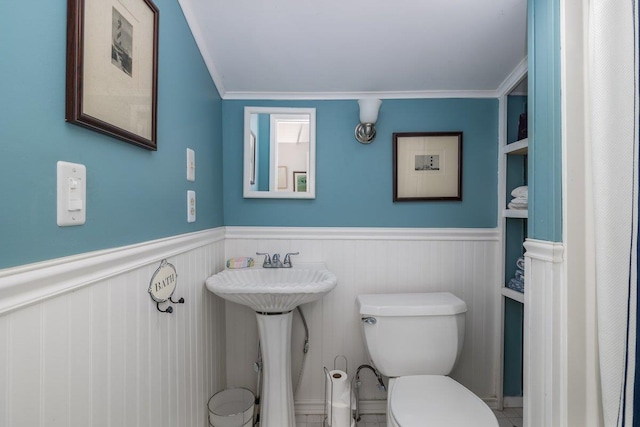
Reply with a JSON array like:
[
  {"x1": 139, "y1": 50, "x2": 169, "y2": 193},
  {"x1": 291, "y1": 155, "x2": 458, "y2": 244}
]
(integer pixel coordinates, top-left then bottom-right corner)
[
  {"x1": 186, "y1": 148, "x2": 195, "y2": 181},
  {"x1": 57, "y1": 161, "x2": 86, "y2": 226},
  {"x1": 187, "y1": 190, "x2": 196, "y2": 222}
]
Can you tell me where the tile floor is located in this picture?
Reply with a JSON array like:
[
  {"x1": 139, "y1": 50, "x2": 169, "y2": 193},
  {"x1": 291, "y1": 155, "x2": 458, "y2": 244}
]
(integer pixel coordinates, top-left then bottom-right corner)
[{"x1": 294, "y1": 407, "x2": 523, "y2": 427}]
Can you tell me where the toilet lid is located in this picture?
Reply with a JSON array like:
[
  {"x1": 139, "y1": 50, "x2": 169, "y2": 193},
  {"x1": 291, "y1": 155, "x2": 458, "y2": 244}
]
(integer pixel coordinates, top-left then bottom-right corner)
[{"x1": 390, "y1": 376, "x2": 498, "y2": 427}]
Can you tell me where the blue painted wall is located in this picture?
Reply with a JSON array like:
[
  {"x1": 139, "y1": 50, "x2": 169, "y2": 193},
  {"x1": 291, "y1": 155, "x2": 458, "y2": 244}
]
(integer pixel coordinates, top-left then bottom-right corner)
[
  {"x1": 528, "y1": 0, "x2": 563, "y2": 241},
  {"x1": 222, "y1": 99, "x2": 499, "y2": 227},
  {"x1": 0, "y1": 1, "x2": 507, "y2": 268},
  {"x1": 257, "y1": 114, "x2": 271, "y2": 191},
  {"x1": 504, "y1": 298, "x2": 524, "y2": 396},
  {"x1": 0, "y1": 0, "x2": 224, "y2": 269}
]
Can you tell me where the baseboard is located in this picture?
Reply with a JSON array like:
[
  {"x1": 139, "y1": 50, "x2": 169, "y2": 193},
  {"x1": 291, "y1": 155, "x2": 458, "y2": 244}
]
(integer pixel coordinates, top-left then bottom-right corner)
[
  {"x1": 295, "y1": 396, "x2": 499, "y2": 415},
  {"x1": 483, "y1": 397, "x2": 499, "y2": 409},
  {"x1": 295, "y1": 399, "x2": 387, "y2": 415},
  {"x1": 503, "y1": 396, "x2": 523, "y2": 408}
]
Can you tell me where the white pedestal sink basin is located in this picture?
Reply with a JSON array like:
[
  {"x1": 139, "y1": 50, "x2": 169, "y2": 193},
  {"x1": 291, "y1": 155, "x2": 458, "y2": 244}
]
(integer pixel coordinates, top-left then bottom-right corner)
[
  {"x1": 205, "y1": 263, "x2": 337, "y2": 312},
  {"x1": 205, "y1": 263, "x2": 337, "y2": 427}
]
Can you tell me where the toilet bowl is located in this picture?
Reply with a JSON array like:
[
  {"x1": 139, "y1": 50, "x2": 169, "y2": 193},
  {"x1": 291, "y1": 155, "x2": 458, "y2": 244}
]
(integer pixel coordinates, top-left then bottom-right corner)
[
  {"x1": 356, "y1": 292, "x2": 498, "y2": 427},
  {"x1": 387, "y1": 376, "x2": 497, "y2": 427}
]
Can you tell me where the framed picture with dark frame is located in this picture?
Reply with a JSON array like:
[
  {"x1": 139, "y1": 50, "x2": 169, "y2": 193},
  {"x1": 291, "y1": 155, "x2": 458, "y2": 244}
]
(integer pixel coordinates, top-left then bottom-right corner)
[
  {"x1": 393, "y1": 132, "x2": 463, "y2": 201},
  {"x1": 66, "y1": 0, "x2": 159, "y2": 150},
  {"x1": 293, "y1": 171, "x2": 307, "y2": 192}
]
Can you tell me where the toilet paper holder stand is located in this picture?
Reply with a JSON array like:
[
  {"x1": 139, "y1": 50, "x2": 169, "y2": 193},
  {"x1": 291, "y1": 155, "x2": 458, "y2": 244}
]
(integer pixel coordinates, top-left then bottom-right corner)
[{"x1": 323, "y1": 355, "x2": 354, "y2": 427}]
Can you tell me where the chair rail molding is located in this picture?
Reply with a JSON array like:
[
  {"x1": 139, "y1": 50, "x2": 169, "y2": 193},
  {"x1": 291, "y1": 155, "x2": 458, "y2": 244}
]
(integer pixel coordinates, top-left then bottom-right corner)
[
  {"x1": 0, "y1": 228, "x2": 225, "y2": 315},
  {"x1": 224, "y1": 226, "x2": 500, "y2": 241}
]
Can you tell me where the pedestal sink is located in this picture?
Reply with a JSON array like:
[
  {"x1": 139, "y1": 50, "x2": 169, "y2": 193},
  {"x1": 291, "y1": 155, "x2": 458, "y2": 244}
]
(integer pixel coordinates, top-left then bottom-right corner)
[{"x1": 205, "y1": 263, "x2": 337, "y2": 427}]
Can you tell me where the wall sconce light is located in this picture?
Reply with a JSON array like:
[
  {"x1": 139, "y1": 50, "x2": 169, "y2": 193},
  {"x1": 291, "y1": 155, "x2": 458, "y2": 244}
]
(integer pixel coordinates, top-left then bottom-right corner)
[{"x1": 355, "y1": 99, "x2": 382, "y2": 144}]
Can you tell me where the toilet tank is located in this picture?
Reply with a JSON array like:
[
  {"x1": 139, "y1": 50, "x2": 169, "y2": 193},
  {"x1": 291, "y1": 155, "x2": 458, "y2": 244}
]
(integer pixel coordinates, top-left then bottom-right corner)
[{"x1": 356, "y1": 292, "x2": 467, "y2": 377}]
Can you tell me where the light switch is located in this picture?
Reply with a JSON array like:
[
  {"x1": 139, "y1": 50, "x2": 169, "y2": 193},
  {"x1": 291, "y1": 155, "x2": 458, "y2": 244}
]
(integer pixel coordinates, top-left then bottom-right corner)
[
  {"x1": 187, "y1": 190, "x2": 196, "y2": 223},
  {"x1": 186, "y1": 148, "x2": 195, "y2": 181},
  {"x1": 57, "y1": 161, "x2": 86, "y2": 226}
]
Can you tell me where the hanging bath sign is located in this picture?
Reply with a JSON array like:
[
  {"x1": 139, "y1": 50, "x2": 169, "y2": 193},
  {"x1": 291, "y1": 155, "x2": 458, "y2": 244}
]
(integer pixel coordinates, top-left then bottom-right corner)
[{"x1": 148, "y1": 259, "x2": 184, "y2": 314}]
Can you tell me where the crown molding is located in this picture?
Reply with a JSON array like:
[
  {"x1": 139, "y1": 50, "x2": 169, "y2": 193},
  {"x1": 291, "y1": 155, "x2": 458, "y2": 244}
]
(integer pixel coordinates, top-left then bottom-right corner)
[
  {"x1": 496, "y1": 57, "x2": 528, "y2": 97},
  {"x1": 177, "y1": 0, "x2": 227, "y2": 98},
  {"x1": 222, "y1": 89, "x2": 500, "y2": 101}
]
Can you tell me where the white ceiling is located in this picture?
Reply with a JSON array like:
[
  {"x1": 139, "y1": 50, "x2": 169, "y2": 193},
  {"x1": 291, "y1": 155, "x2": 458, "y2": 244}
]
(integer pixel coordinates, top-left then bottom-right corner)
[{"x1": 178, "y1": 0, "x2": 528, "y2": 99}]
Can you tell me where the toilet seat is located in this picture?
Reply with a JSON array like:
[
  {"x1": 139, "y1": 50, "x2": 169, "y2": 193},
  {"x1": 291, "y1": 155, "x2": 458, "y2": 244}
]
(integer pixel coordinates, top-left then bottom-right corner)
[{"x1": 389, "y1": 375, "x2": 498, "y2": 427}]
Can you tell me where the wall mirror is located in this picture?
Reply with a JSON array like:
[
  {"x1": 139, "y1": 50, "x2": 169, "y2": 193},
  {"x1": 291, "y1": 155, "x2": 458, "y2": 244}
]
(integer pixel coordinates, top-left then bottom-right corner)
[{"x1": 244, "y1": 107, "x2": 316, "y2": 199}]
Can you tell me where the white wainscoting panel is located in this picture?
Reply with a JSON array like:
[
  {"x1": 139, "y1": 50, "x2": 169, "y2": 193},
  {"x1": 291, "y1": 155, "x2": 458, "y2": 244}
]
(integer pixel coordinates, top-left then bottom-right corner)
[
  {"x1": 0, "y1": 229, "x2": 227, "y2": 427},
  {"x1": 523, "y1": 238, "x2": 566, "y2": 427},
  {"x1": 223, "y1": 227, "x2": 501, "y2": 413}
]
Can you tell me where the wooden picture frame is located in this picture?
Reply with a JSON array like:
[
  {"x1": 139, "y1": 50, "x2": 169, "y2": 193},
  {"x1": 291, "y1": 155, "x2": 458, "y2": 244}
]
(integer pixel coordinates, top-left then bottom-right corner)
[
  {"x1": 393, "y1": 132, "x2": 463, "y2": 201},
  {"x1": 293, "y1": 171, "x2": 307, "y2": 192},
  {"x1": 66, "y1": 0, "x2": 159, "y2": 150}
]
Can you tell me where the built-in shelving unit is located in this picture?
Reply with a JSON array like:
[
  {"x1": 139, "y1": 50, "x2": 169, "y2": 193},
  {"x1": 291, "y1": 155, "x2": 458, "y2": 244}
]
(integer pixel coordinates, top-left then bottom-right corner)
[
  {"x1": 501, "y1": 286, "x2": 524, "y2": 304},
  {"x1": 503, "y1": 208, "x2": 528, "y2": 219},
  {"x1": 503, "y1": 137, "x2": 528, "y2": 155},
  {"x1": 498, "y1": 69, "x2": 528, "y2": 409},
  {"x1": 501, "y1": 136, "x2": 528, "y2": 302}
]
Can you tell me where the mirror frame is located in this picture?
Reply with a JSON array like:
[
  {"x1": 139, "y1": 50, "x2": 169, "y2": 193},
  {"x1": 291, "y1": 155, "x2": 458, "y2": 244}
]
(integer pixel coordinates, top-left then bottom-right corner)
[{"x1": 243, "y1": 106, "x2": 316, "y2": 199}]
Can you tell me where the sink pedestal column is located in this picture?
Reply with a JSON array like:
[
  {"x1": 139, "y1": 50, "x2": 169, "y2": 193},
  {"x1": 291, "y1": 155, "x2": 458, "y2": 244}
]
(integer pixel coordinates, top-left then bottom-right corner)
[{"x1": 256, "y1": 311, "x2": 295, "y2": 427}]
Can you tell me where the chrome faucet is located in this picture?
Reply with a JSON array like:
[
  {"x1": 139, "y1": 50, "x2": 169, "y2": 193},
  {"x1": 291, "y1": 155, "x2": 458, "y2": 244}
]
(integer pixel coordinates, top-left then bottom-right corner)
[
  {"x1": 283, "y1": 252, "x2": 299, "y2": 268},
  {"x1": 256, "y1": 252, "x2": 299, "y2": 268},
  {"x1": 271, "y1": 253, "x2": 283, "y2": 268},
  {"x1": 256, "y1": 252, "x2": 272, "y2": 268}
]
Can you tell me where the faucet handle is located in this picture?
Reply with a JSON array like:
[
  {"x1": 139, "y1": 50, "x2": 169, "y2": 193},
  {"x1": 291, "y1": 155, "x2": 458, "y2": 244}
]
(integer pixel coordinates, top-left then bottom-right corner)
[
  {"x1": 283, "y1": 252, "x2": 299, "y2": 267},
  {"x1": 256, "y1": 252, "x2": 271, "y2": 267}
]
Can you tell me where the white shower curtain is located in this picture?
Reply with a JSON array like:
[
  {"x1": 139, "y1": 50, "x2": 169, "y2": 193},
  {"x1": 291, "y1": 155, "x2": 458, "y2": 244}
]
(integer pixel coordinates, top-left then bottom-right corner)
[{"x1": 589, "y1": 0, "x2": 639, "y2": 425}]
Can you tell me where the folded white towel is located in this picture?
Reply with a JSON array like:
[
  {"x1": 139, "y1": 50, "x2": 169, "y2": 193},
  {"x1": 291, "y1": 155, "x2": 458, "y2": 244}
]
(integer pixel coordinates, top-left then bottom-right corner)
[
  {"x1": 508, "y1": 201, "x2": 528, "y2": 210},
  {"x1": 511, "y1": 186, "x2": 528, "y2": 199},
  {"x1": 511, "y1": 196, "x2": 528, "y2": 204}
]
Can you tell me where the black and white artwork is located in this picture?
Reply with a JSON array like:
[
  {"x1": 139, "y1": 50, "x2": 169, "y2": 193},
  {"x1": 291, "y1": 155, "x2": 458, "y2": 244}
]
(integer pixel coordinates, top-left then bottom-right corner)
[
  {"x1": 67, "y1": 0, "x2": 158, "y2": 149},
  {"x1": 111, "y1": 8, "x2": 133, "y2": 76},
  {"x1": 393, "y1": 132, "x2": 461, "y2": 201},
  {"x1": 415, "y1": 154, "x2": 440, "y2": 171}
]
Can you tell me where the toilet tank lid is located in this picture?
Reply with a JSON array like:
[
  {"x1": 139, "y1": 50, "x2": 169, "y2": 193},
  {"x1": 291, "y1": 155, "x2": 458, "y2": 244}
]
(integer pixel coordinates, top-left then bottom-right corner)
[{"x1": 356, "y1": 292, "x2": 467, "y2": 316}]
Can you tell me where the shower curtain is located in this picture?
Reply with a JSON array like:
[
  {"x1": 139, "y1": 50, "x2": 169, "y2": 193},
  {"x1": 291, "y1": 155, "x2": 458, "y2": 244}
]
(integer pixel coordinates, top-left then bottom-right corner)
[{"x1": 589, "y1": 0, "x2": 639, "y2": 425}]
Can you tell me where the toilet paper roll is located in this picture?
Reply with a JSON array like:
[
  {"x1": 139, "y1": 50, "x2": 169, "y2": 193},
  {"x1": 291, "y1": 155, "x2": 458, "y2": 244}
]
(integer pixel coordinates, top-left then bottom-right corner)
[
  {"x1": 325, "y1": 370, "x2": 352, "y2": 427},
  {"x1": 330, "y1": 403, "x2": 351, "y2": 427}
]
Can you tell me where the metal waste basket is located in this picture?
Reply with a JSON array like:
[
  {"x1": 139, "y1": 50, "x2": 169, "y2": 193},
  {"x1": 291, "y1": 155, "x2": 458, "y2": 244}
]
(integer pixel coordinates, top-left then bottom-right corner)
[{"x1": 208, "y1": 387, "x2": 255, "y2": 427}]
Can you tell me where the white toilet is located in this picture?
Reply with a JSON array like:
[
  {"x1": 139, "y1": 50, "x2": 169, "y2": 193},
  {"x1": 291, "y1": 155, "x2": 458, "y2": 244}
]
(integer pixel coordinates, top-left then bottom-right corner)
[{"x1": 356, "y1": 292, "x2": 498, "y2": 427}]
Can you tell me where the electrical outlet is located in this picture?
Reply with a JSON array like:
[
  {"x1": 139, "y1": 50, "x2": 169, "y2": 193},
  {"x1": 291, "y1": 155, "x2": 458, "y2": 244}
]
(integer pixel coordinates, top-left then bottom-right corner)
[
  {"x1": 186, "y1": 148, "x2": 195, "y2": 181},
  {"x1": 187, "y1": 190, "x2": 196, "y2": 222}
]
